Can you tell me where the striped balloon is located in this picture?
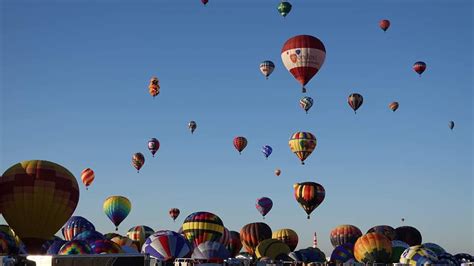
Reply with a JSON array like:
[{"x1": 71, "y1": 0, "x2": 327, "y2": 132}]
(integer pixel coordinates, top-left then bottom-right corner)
[
  {"x1": 281, "y1": 35, "x2": 326, "y2": 93},
  {"x1": 354, "y1": 233, "x2": 392, "y2": 263},
  {"x1": 227, "y1": 231, "x2": 242, "y2": 257},
  {"x1": 293, "y1": 182, "x2": 325, "y2": 219},
  {"x1": 240, "y1": 222, "x2": 272, "y2": 255},
  {"x1": 80, "y1": 168, "x2": 95, "y2": 190},
  {"x1": 413, "y1": 61, "x2": 427, "y2": 76},
  {"x1": 182, "y1": 211, "x2": 224, "y2": 248},
  {"x1": 255, "y1": 239, "x2": 291, "y2": 260},
  {"x1": 127, "y1": 225, "x2": 154, "y2": 249},
  {"x1": 272, "y1": 229, "x2": 298, "y2": 252},
  {"x1": 259, "y1": 61, "x2": 275, "y2": 79},
  {"x1": 255, "y1": 197, "x2": 273, "y2": 219},
  {"x1": 218, "y1": 227, "x2": 230, "y2": 246},
  {"x1": 142, "y1": 230, "x2": 192, "y2": 261},
  {"x1": 58, "y1": 240, "x2": 92, "y2": 255},
  {"x1": 132, "y1": 153, "x2": 145, "y2": 173},
  {"x1": 330, "y1": 225, "x2": 362, "y2": 248},
  {"x1": 288, "y1": 132, "x2": 317, "y2": 165},
  {"x1": 400, "y1": 245, "x2": 438, "y2": 265},
  {"x1": 389, "y1": 102, "x2": 399, "y2": 112},
  {"x1": 348, "y1": 93, "x2": 363, "y2": 114},
  {"x1": 90, "y1": 239, "x2": 122, "y2": 254},
  {"x1": 299, "y1": 96, "x2": 314, "y2": 114},
  {"x1": 330, "y1": 243, "x2": 354, "y2": 263},
  {"x1": 62, "y1": 216, "x2": 95, "y2": 241},
  {"x1": 103, "y1": 196, "x2": 131, "y2": 231},
  {"x1": 233, "y1": 136, "x2": 248, "y2": 154},
  {"x1": 111, "y1": 236, "x2": 139, "y2": 252},
  {"x1": 367, "y1": 225, "x2": 396, "y2": 241},
  {"x1": 192, "y1": 241, "x2": 230, "y2": 261}
]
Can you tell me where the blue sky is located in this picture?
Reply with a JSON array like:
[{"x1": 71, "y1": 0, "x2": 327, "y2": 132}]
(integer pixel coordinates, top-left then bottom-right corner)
[{"x1": 1, "y1": 0, "x2": 472, "y2": 255}]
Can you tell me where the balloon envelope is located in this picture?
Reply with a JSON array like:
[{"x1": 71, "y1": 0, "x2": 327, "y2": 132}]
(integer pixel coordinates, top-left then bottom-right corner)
[
  {"x1": 142, "y1": 230, "x2": 192, "y2": 261},
  {"x1": 272, "y1": 229, "x2": 298, "y2": 252},
  {"x1": 58, "y1": 240, "x2": 93, "y2": 255},
  {"x1": 103, "y1": 196, "x2": 131, "y2": 231},
  {"x1": 354, "y1": 233, "x2": 392, "y2": 263},
  {"x1": 62, "y1": 216, "x2": 95, "y2": 241},
  {"x1": 288, "y1": 132, "x2": 317, "y2": 165},
  {"x1": 394, "y1": 226, "x2": 422, "y2": 246},
  {"x1": 227, "y1": 231, "x2": 242, "y2": 257},
  {"x1": 294, "y1": 182, "x2": 325, "y2": 218},
  {"x1": 182, "y1": 211, "x2": 224, "y2": 248},
  {"x1": 255, "y1": 197, "x2": 273, "y2": 218},
  {"x1": 127, "y1": 226, "x2": 154, "y2": 249},
  {"x1": 255, "y1": 239, "x2": 290, "y2": 260},
  {"x1": 400, "y1": 245, "x2": 438, "y2": 265},
  {"x1": 240, "y1": 222, "x2": 272, "y2": 255},
  {"x1": 192, "y1": 241, "x2": 230, "y2": 261}
]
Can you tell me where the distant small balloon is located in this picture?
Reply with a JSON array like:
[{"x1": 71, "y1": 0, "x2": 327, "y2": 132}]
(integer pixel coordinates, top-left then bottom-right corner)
[
  {"x1": 259, "y1": 61, "x2": 275, "y2": 79},
  {"x1": 389, "y1": 102, "x2": 399, "y2": 112},
  {"x1": 261, "y1": 145, "x2": 273, "y2": 159},
  {"x1": 233, "y1": 136, "x2": 248, "y2": 155},
  {"x1": 277, "y1": 2, "x2": 292, "y2": 17},
  {"x1": 188, "y1": 121, "x2": 197, "y2": 134},
  {"x1": 132, "y1": 153, "x2": 145, "y2": 173},
  {"x1": 348, "y1": 93, "x2": 363, "y2": 114},
  {"x1": 81, "y1": 168, "x2": 95, "y2": 190},
  {"x1": 413, "y1": 61, "x2": 427, "y2": 76},
  {"x1": 148, "y1": 77, "x2": 160, "y2": 98},
  {"x1": 148, "y1": 138, "x2": 160, "y2": 157},
  {"x1": 274, "y1": 169, "x2": 281, "y2": 176},
  {"x1": 379, "y1": 19, "x2": 390, "y2": 32},
  {"x1": 201, "y1": 0, "x2": 208, "y2": 5},
  {"x1": 300, "y1": 96, "x2": 314, "y2": 114},
  {"x1": 448, "y1": 121, "x2": 454, "y2": 130}
]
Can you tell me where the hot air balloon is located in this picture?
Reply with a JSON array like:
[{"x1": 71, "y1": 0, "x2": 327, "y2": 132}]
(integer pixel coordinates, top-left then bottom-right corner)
[
  {"x1": 240, "y1": 222, "x2": 272, "y2": 255},
  {"x1": 58, "y1": 240, "x2": 93, "y2": 255},
  {"x1": 348, "y1": 93, "x2": 363, "y2": 114},
  {"x1": 379, "y1": 19, "x2": 390, "y2": 32},
  {"x1": 299, "y1": 96, "x2": 314, "y2": 114},
  {"x1": 233, "y1": 136, "x2": 248, "y2": 154},
  {"x1": 391, "y1": 240, "x2": 409, "y2": 263},
  {"x1": 192, "y1": 241, "x2": 230, "y2": 262},
  {"x1": 0, "y1": 160, "x2": 79, "y2": 254},
  {"x1": 294, "y1": 182, "x2": 325, "y2": 219},
  {"x1": 281, "y1": 35, "x2": 326, "y2": 93},
  {"x1": 201, "y1": 0, "x2": 208, "y2": 5},
  {"x1": 132, "y1": 152, "x2": 145, "y2": 172},
  {"x1": 90, "y1": 239, "x2": 122, "y2": 254},
  {"x1": 394, "y1": 226, "x2": 422, "y2": 246},
  {"x1": 330, "y1": 243, "x2": 355, "y2": 264},
  {"x1": 169, "y1": 208, "x2": 180, "y2": 222},
  {"x1": 438, "y1": 253, "x2": 459, "y2": 265},
  {"x1": 188, "y1": 121, "x2": 197, "y2": 134},
  {"x1": 148, "y1": 76, "x2": 160, "y2": 98},
  {"x1": 449, "y1": 121, "x2": 455, "y2": 130},
  {"x1": 127, "y1": 226, "x2": 154, "y2": 249},
  {"x1": 46, "y1": 239, "x2": 67, "y2": 255},
  {"x1": 182, "y1": 212, "x2": 224, "y2": 248},
  {"x1": 454, "y1": 253, "x2": 473, "y2": 264},
  {"x1": 104, "y1": 233, "x2": 121, "y2": 240},
  {"x1": 330, "y1": 225, "x2": 362, "y2": 248},
  {"x1": 367, "y1": 225, "x2": 396, "y2": 241},
  {"x1": 261, "y1": 145, "x2": 273, "y2": 159},
  {"x1": 413, "y1": 61, "x2": 427, "y2": 76},
  {"x1": 259, "y1": 61, "x2": 275, "y2": 79},
  {"x1": 421, "y1": 243, "x2": 445, "y2": 256},
  {"x1": 256, "y1": 197, "x2": 273, "y2": 219},
  {"x1": 272, "y1": 229, "x2": 298, "y2": 251},
  {"x1": 255, "y1": 239, "x2": 291, "y2": 260},
  {"x1": 298, "y1": 247, "x2": 326, "y2": 263},
  {"x1": 62, "y1": 216, "x2": 95, "y2": 241},
  {"x1": 81, "y1": 168, "x2": 95, "y2": 190},
  {"x1": 142, "y1": 230, "x2": 192, "y2": 261},
  {"x1": 148, "y1": 138, "x2": 160, "y2": 157},
  {"x1": 111, "y1": 236, "x2": 139, "y2": 252},
  {"x1": 389, "y1": 102, "x2": 399, "y2": 112},
  {"x1": 73, "y1": 230, "x2": 105, "y2": 243},
  {"x1": 274, "y1": 169, "x2": 281, "y2": 176},
  {"x1": 277, "y1": 2, "x2": 292, "y2": 18},
  {"x1": 354, "y1": 233, "x2": 392, "y2": 263},
  {"x1": 103, "y1": 196, "x2": 131, "y2": 231},
  {"x1": 218, "y1": 227, "x2": 230, "y2": 246},
  {"x1": 288, "y1": 132, "x2": 317, "y2": 165},
  {"x1": 227, "y1": 231, "x2": 242, "y2": 257},
  {"x1": 400, "y1": 245, "x2": 438, "y2": 265}
]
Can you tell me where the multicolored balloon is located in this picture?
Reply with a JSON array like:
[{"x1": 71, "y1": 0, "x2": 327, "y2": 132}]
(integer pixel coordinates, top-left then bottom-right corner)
[
  {"x1": 293, "y1": 182, "x2": 325, "y2": 219},
  {"x1": 256, "y1": 197, "x2": 273, "y2": 219},
  {"x1": 127, "y1": 225, "x2": 154, "y2": 249},
  {"x1": 261, "y1": 145, "x2": 273, "y2": 159},
  {"x1": 272, "y1": 229, "x2": 298, "y2": 251},
  {"x1": 400, "y1": 245, "x2": 438, "y2": 265},
  {"x1": 391, "y1": 240, "x2": 409, "y2": 263},
  {"x1": 0, "y1": 160, "x2": 79, "y2": 254},
  {"x1": 367, "y1": 225, "x2": 396, "y2": 241},
  {"x1": 274, "y1": 169, "x2": 281, "y2": 176},
  {"x1": 348, "y1": 93, "x2": 363, "y2": 114},
  {"x1": 413, "y1": 61, "x2": 427, "y2": 76},
  {"x1": 389, "y1": 102, "x2": 399, "y2": 112},
  {"x1": 103, "y1": 196, "x2": 131, "y2": 231},
  {"x1": 148, "y1": 138, "x2": 160, "y2": 157},
  {"x1": 90, "y1": 239, "x2": 122, "y2": 254},
  {"x1": 148, "y1": 76, "x2": 160, "y2": 98},
  {"x1": 277, "y1": 2, "x2": 292, "y2": 17},
  {"x1": 449, "y1": 121, "x2": 455, "y2": 130},
  {"x1": 201, "y1": 0, "x2": 208, "y2": 5},
  {"x1": 142, "y1": 230, "x2": 192, "y2": 261},
  {"x1": 169, "y1": 208, "x2": 180, "y2": 221},
  {"x1": 281, "y1": 35, "x2": 326, "y2": 93},
  {"x1": 394, "y1": 226, "x2": 422, "y2": 246},
  {"x1": 255, "y1": 239, "x2": 290, "y2": 260},
  {"x1": 192, "y1": 241, "x2": 230, "y2": 262},
  {"x1": 73, "y1": 230, "x2": 105, "y2": 243},
  {"x1": 240, "y1": 222, "x2": 272, "y2": 255},
  {"x1": 330, "y1": 225, "x2": 362, "y2": 248},
  {"x1": 188, "y1": 121, "x2": 197, "y2": 134},
  {"x1": 81, "y1": 168, "x2": 95, "y2": 190},
  {"x1": 218, "y1": 227, "x2": 230, "y2": 246},
  {"x1": 330, "y1": 243, "x2": 354, "y2": 263},
  {"x1": 259, "y1": 61, "x2": 275, "y2": 79},
  {"x1": 299, "y1": 96, "x2": 314, "y2": 114},
  {"x1": 182, "y1": 212, "x2": 224, "y2": 248},
  {"x1": 379, "y1": 19, "x2": 390, "y2": 32},
  {"x1": 233, "y1": 136, "x2": 248, "y2": 154},
  {"x1": 58, "y1": 240, "x2": 93, "y2": 255},
  {"x1": 354, "y1": 233, "x2": 392, "y2": 263},
  {"x1": 132, "y1": 152, "x2": 145, "y2": 172},
  {"x1": 111, "y1": 236, "x2": 139, "y2": 252},
  {"x1": 46, "y1": 239, "x2": 67, "y2": 255},
  {"x1": 288, "y1": 132, "x2": 317, "y2": 165},
  {"x1": 227, "y1": 231, "x2": 242, "y2": 257},
  {"x1": 62, "y1": 216, "x2": 95, "y2": 241}
]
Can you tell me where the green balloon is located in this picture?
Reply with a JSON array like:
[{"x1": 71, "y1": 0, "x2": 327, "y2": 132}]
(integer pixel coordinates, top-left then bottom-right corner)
[{"x1": 277, "y1": 2, "x2": 292, "y2": 17}]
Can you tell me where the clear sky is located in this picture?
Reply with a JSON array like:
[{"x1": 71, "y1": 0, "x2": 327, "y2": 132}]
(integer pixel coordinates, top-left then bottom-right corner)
[{"x1": 1, "y1": 0, "x2": 473, "y2": 255}]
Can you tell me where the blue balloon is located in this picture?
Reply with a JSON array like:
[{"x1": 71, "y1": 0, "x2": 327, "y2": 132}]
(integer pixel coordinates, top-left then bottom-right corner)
[
  {"x1": 262, "y1": 145, "x2": 273, "y2": 159},
  {"x1": 46, "y1": 240, "x2": 67, "y2": 255}
]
